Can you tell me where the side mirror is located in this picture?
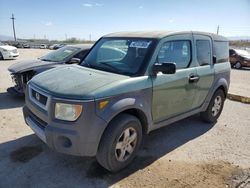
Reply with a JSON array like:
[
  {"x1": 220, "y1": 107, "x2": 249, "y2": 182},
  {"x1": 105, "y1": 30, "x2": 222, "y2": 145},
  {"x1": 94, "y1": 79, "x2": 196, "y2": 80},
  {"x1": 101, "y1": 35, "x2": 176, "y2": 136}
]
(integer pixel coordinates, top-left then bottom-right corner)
[
  {"x1": 69, "y1": 58, "x2": 80, "y2": 64},
  {"x1": 212, "y1": 55, "x2": 217, "y2": 64},
  {"x1": 152, "y1": 62, "x2": 176, "y2": 75}
]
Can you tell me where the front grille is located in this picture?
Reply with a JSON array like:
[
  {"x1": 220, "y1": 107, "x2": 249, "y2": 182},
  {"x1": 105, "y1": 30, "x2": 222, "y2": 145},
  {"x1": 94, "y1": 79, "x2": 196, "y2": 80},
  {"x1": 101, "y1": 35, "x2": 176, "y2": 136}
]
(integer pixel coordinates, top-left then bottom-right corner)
[
  {"x1": 31, "y1": 89, "x2": 48, "y2": 106},
  {"x1": 28, "y1": 110, "x2": 47, "y2": 129}
]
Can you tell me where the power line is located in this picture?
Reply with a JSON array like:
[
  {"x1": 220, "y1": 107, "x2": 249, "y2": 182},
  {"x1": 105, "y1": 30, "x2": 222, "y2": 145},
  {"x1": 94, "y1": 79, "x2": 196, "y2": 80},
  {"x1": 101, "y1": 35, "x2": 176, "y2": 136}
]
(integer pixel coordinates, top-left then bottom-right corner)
[{"x1": 10, "y1": 13, "x2": 16, "y2": 41}]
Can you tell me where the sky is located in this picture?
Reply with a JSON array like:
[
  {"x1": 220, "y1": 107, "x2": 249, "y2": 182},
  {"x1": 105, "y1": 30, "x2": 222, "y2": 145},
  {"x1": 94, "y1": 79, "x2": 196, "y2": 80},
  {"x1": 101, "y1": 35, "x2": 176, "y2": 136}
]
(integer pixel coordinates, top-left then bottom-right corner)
[{"x1": 0, "y1": 0, "x2": 250, "y2": 40}]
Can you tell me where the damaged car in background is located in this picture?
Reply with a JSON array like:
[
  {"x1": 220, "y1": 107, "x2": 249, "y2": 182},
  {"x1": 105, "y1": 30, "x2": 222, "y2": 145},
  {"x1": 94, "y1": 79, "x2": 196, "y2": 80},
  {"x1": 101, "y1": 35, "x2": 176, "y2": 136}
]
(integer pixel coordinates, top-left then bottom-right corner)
[
  {"x1": 0, "y1": 41, "x2": 19, "y2": 60},
  {"x1": 7, "y1": 44, "x2": 92, "y2": 96}
]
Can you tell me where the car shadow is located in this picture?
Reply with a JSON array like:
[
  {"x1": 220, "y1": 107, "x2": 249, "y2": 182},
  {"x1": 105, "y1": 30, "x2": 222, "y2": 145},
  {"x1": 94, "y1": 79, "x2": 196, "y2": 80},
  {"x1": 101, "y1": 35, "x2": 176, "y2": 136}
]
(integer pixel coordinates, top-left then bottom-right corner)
[
  {"x1": 0, "y1": 59, "x2": 14, "y2": 61},
  {"x1": 231, "y1": 67, "x2": 250, "y2": 71},
  {"x1": 0, "y1": 92, "x2": 24, "y2": 110},
  {"x1": 0, "y1": 115, "x2": 215, "y2": 187}
]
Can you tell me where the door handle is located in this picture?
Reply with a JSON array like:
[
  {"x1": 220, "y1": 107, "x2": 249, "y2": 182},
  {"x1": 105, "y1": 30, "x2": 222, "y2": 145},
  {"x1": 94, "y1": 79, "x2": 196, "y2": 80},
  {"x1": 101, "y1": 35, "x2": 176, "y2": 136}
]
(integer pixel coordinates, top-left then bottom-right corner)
[{"x1": 189, "y1": 74, "x2": 200, "y2": 83}]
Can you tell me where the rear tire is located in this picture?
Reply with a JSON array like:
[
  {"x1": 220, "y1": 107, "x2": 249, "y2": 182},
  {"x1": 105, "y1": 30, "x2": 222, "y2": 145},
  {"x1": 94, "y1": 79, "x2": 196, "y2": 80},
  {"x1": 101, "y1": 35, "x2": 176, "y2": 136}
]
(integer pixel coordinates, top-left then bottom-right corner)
[
  {"x1": 96, "y1": 113, "x2": 142, "y2": 172},
  {"x1": 201, "y1": 89, "x2": 225, "y2": 123}
]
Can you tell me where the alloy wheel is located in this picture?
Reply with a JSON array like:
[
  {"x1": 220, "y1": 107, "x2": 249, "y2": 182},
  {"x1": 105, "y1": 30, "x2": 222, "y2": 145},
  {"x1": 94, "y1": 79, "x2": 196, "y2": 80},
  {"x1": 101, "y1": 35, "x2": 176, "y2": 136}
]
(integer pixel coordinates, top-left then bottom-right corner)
[
  {"x1": 115, "y1": 127, "x2": 137, "y2": 162},
  {"x1": 235, "y1": 62, "x2": 241, "y2": 69},
  {"x1": 211, "y1": 96, "x2": 222, "y2": 117}
]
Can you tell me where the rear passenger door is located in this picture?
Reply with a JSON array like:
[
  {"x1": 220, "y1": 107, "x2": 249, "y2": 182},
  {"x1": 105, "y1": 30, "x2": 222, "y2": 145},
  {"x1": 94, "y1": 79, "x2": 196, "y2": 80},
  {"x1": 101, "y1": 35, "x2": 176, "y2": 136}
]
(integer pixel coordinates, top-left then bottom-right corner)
[{"x1": 192, "y1": 34, "x2": 214, "y2": 108}]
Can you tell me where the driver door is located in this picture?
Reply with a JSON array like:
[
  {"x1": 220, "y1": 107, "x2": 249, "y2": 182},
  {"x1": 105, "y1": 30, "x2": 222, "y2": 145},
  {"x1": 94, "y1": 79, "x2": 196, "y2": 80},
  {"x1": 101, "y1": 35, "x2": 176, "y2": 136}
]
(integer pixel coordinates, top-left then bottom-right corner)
[{"x1": 152, "y1": 34, "x2": 197, "y2": 123}]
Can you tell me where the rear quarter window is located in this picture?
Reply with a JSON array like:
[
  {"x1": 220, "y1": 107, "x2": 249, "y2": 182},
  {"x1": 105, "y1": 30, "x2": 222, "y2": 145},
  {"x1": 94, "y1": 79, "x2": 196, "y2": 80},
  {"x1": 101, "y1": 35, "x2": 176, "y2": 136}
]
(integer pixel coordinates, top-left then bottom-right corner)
[{"x1": 213, "y1": 41, "x2": 229, "y2": 63}]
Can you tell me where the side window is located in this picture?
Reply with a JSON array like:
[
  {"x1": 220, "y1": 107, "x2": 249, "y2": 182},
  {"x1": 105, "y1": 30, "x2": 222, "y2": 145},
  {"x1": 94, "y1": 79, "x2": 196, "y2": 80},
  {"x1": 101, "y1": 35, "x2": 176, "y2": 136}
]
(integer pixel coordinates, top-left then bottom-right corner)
[
  {"x1": 213, "y1": 41, "x2": 229, "y2": 63},
  {"x1": 196, "y1": 40, "x2": 211, "y2": 65},
  {"x1": 157, "y1": 40, "x2": 191, "y2": 69},
  {"x1": 74, "y1": 50, "x2": 89, "y2": 61}
]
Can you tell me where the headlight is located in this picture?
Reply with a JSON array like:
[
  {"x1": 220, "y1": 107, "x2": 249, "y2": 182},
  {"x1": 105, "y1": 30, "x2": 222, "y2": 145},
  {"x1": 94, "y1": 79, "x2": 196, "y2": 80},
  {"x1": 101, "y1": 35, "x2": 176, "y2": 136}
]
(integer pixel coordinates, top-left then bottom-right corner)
[{"x1": 55, "y1": 103, "x2": 82, "y2": 121}]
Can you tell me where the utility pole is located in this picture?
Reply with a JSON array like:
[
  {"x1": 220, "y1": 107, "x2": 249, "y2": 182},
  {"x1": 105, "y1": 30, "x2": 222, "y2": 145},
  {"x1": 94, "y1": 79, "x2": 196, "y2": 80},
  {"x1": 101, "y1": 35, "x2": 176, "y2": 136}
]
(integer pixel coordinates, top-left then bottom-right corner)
[
  {"x1": 217, "y1": 25, "x2": 220, "y2": 35},
  {"x1": 10, "y1": 14, "x2": 17, "y2": 41},
  {"x1": 89, "y1": 34, "x2": 91, "y2": 41},
  {"x1": 65, "y1": 33, "x2": 67, "y2": 41}
]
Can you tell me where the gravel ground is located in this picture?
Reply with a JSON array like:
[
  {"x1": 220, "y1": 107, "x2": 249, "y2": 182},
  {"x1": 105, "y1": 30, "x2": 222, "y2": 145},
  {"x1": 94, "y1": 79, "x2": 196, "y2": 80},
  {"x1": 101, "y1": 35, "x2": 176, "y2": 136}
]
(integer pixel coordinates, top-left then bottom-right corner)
[
  {"x1": 0, "y1": 49, "x2": 250, "y2": 188},
  {"x1": 229, "y1": 68, "x2": 250, "y2": 98}
]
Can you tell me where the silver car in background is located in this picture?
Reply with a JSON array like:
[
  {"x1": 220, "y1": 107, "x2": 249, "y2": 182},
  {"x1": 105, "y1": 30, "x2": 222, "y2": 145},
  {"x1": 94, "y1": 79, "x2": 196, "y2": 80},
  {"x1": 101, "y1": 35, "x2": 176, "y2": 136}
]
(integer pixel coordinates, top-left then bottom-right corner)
[{"x1": 0, "y1": 42, "x2": 19, "y2": 60}]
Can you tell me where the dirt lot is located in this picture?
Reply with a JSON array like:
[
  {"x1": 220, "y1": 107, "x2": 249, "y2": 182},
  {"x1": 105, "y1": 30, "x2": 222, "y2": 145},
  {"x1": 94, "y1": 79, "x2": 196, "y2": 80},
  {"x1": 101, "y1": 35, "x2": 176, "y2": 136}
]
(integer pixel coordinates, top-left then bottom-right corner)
[
  {"x1": 229, "y1": 69, "x2": 250, "y2": 98},
  {"x1": 0, "y1": 49, "x2": 250, "y2": 188}
]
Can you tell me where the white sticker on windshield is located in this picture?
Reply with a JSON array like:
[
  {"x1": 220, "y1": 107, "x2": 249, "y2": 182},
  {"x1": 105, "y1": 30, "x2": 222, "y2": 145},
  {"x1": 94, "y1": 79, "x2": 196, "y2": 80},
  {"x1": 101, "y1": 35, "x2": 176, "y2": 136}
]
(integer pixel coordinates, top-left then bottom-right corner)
[
  {"x1": 64, "y1": 50, "x2": 73, "y2": 53},
  {"x1": 130, "y1": 41, "x2": 151, "y2": 48}
]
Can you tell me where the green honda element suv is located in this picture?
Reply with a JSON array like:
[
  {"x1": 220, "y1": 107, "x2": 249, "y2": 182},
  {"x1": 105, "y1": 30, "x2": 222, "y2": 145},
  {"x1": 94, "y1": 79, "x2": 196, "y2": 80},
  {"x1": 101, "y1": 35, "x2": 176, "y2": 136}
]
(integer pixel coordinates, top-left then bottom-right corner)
[{"x1": 23, "y1": 31, "x2": 230, "y2": 172}]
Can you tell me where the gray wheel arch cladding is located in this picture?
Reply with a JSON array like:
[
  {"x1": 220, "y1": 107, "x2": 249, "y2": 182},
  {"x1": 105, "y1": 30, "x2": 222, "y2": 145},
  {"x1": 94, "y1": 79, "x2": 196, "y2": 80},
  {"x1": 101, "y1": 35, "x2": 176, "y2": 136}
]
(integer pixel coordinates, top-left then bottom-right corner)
[
  {"x1": 202, "y1": 77, "x2": 229, "y2": 111},
  {"x1": 95, "y1": 97, "x2": 152, "y2": 138}
]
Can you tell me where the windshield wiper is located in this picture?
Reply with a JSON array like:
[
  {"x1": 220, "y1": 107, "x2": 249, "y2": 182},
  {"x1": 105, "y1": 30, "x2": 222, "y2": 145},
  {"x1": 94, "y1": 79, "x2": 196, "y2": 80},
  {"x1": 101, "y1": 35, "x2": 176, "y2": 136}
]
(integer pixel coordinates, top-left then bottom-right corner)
[
  {"x1": 99, "y1": 62, "x2": 121, "y2": 72},
  {"x1": 82, "y1": 61, "x2": 129, "y2": 75},
  {"x1": 40, "y1": 58, "x2": 54, "y2": 62}
]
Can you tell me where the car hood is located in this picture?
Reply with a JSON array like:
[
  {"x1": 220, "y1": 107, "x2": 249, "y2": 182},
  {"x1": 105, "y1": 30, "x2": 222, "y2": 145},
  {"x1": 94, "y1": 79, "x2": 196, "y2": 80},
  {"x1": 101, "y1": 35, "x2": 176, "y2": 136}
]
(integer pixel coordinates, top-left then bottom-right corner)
[
  {"x1": 30, "y1": 65, "x2": 130, "y2": 100},
  {"x1": 0, "y1": 45, "x2": 17, "y2": 50},
  {"x1": 8, "y1": 59, "x2": 59, "y2": 73}
]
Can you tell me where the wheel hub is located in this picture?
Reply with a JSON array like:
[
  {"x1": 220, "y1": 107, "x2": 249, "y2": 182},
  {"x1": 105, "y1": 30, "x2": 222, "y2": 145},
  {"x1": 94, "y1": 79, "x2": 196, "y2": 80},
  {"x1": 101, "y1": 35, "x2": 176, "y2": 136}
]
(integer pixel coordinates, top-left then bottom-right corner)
[
  {"x1": 115, "y1": 127, "x2": 137, "y2": 162},
  {"x1": 235, "y1": 62, "x2": 241, "y2": 69},
  {"x1": 211, "y1": 96, "x2": 222, "y2": 117}
]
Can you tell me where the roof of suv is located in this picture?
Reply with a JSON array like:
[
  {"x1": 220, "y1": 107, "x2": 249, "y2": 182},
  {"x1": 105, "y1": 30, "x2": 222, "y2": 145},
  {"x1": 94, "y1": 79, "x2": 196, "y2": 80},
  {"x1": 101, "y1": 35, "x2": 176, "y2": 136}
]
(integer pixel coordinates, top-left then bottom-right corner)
[
  {"x1": 67, "y1": 44, "x2": 93, "y2": 49},
  {"x1": 103, "y1": 31, "x2": 228, "y2": 41}
]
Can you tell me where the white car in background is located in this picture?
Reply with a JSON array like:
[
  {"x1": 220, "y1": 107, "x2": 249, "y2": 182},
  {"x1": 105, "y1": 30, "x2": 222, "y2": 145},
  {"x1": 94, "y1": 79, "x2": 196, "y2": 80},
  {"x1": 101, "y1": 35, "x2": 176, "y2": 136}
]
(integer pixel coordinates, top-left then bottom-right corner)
[
  {"x1": 40, "y1": 44, "x2": 47, "y2": 49},
  {"x1": 0, "y1": 42, "x2": 19, "y2": 60}
]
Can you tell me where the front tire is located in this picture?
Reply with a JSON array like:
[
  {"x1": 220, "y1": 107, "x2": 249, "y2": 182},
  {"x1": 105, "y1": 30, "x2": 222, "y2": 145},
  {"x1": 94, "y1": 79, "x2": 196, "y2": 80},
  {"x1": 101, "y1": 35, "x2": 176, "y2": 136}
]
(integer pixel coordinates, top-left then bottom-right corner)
[
  {"x1": 235, "y1": 61, "x2": 242, "y2": 69},
  {"x1": 96, "y1": 114, "x2": 142, "y2": 172},
  {"x1": 201, "y1": 89, "x2": 225, "y2": 123}
]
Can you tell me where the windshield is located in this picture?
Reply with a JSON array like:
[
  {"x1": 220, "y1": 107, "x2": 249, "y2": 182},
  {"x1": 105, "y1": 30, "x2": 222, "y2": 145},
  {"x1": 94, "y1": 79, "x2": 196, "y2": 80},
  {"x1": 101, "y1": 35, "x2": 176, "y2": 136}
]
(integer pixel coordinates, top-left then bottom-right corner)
[
  {"x1": 235, "y1": 49, "x2": 250, "y2": 56},
  {"x1": 40, "y1": 46, "x2": 80, "y2": 62},
  {"x1": 81, "y1": 38, "x2": 154, "y2": 75}
]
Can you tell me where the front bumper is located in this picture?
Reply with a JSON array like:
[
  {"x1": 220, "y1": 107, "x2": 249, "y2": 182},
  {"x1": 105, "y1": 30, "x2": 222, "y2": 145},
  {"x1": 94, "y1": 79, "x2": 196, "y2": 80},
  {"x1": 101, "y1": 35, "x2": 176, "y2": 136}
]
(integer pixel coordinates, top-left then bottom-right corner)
[
  {"x1": 23, "y1": 106, "x2": 82, "y2": 156},
  {"x1": 23, "y1": 86, "x2": 108, "y2": 157},
  {"x1": 242, "y1": 60, "x2": 250, "y2": 67},
  {"x1": 3, "y1": 51, "x2": 19, "y2": 59}
]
